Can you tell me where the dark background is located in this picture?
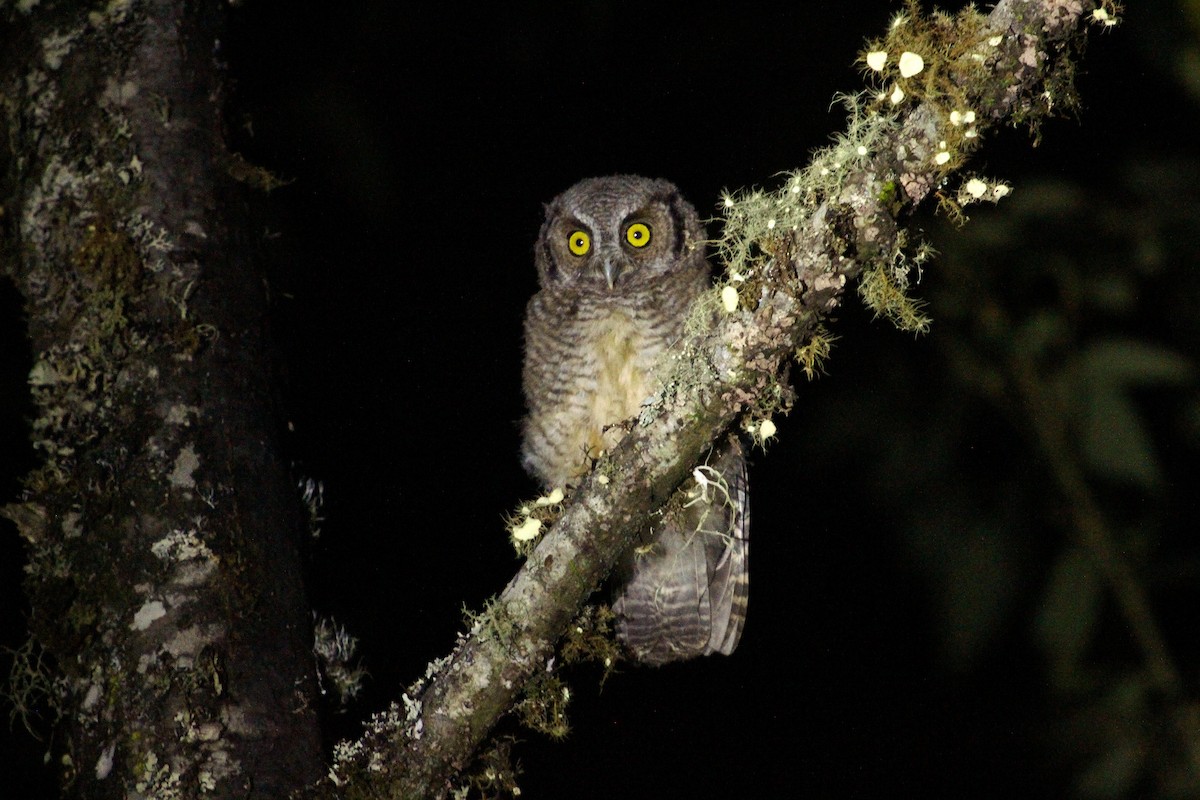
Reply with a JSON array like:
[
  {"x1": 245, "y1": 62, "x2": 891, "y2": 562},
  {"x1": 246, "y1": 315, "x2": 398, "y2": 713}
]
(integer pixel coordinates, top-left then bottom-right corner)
[{"x1": 4, "y1": 2, "x2": 1197, "y2": 797}]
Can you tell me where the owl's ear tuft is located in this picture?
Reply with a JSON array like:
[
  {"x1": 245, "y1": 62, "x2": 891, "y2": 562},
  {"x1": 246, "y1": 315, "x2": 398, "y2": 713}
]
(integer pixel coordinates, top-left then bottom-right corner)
[{"x1": 665, "y1": 190, "x2": 702, "y2": 257}]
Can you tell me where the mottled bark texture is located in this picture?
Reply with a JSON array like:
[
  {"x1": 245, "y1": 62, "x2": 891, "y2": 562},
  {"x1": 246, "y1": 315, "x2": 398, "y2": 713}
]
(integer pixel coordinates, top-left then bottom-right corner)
[
  {"x1": 320, "y1": 1, "x2": 1108, "y2": 797},
  {"x1": 1, "y1": 2, "x2": 321, "y2": 798}
]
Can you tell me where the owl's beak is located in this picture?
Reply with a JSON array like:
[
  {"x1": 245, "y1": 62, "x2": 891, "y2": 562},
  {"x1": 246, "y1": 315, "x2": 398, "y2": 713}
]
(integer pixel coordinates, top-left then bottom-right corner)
[{"x1": 602, "y1": 259, "x2": 620, "y2": 290}]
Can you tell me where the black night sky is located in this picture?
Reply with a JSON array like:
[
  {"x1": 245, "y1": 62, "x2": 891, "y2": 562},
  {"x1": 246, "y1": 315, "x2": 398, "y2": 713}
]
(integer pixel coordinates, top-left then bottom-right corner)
[{"x1": 4, "y1": 2, "x2": 1197, "y2": 798}]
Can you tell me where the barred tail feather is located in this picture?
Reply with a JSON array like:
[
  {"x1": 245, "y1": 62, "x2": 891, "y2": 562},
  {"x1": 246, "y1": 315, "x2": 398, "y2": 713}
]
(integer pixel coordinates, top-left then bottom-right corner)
[{"x1": 613, "y1": 437, "x2": 749, "y2": 666}]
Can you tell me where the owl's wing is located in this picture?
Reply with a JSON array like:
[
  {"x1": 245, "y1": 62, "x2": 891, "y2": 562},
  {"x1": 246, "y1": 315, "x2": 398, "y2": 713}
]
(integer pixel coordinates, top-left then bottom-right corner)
[{"x1": 612, "y1": 437, "x2": 749, "y2": 666}]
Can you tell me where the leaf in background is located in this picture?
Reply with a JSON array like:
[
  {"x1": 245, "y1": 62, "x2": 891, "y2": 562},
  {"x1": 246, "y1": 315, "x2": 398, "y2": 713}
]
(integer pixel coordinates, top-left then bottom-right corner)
[
  {"x1": 1078, "y1": 338, "x2": 1195, "y2": 389},
  {"x1": 1072, "y1": 676, "x2": 1151, "y2": 800},
  {"x1": 1082, "y1": 274, "x2": 1137, "y2": 316},
  {"x1": 1079, "y1": 386, "x2": 1162, "y2": 488},
  {"x1": 937, "y1": 522, "x2": 1019, "y2": 670},
  {"x1": 1068, "y1": 338, "x2": 1194, "y2": 488},
  {"x1": 1075, "y1": 734, "x2": 1145, "y2": 800},
  {"x1": 1013, "y1": 308, "x2": 1070, "y2": 364},
  {"x1": 1034, "y1": 546, "x2": 1101, "y2": 690}
]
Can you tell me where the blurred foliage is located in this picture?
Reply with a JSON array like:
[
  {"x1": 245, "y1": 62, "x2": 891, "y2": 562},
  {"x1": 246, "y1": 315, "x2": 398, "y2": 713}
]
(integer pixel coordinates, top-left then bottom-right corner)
[{"x1": 926, "y1": 162, "x2": 1200, "y2": 796}]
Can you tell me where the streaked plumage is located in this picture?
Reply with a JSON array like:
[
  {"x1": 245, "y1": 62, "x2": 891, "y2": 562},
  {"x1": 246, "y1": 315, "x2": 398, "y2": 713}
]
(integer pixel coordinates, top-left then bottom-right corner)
[{"x1": 521, "y1": 175, "x2": 749, "y2": 666}]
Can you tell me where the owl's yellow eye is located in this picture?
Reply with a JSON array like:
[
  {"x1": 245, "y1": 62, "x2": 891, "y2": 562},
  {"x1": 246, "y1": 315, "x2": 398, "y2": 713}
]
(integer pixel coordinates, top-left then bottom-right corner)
[
  {"x1": 568, "y1": 230, "x2": 590, "y2": 256},
  {"x1": 625, "y1": 222, "x2": 651, "y2": 248}
]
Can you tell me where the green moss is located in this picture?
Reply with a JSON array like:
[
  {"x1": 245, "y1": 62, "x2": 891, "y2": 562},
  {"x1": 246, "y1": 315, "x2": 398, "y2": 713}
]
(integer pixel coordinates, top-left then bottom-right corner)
[
  {"x1": 858, "y1": 260, "x2": 931, "y2": 334},
  {"x1": 878, "y1": 179, "x2": 899, "y2": 207},
  {"x1": 462, "y1": 737, "x2": 522, "y2": 799},
  {"x1": 73, "y1": 220, "x2": 142, "y2": 297},
  {"x1": 515, "y1": 671, "x2": 570, "y2": 740},
  {"x1": 795, "y1": 324, "x2": 836, "y2": 380},
  {"x1": 560, "y1": 604, "x2": 621, "y2": 682},
  {"x1": 713, "y1": 92, "x2": 901, "y2": 323},
  {"x1": 462, "y1": 597, "x2": 520, "y2": 649},
  {"x1": 860, "y1": 1, "x2": 991, "y2": 121},
  {"x1": 225, "y1": 152, "x2": 293, "y2": 193}
]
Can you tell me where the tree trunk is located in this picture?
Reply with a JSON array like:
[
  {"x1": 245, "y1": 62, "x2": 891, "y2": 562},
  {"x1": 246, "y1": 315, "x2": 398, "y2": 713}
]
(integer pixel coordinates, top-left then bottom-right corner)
[{"x1": 1, "y1": 2, "x2": 322, "y2": 797}]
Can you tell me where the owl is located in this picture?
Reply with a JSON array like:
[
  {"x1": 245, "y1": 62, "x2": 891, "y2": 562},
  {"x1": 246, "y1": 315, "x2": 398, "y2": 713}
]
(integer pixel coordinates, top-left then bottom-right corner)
[{"x1": 521, "y1": 175, "x2": 749, "y2": 666}]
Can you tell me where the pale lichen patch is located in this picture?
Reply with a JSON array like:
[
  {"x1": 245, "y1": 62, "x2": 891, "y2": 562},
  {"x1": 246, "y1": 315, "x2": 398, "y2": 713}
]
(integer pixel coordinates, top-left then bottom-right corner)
[
  {"x1": 92, "y1": 0, "x2": 134, "y2": 25},
  {"x1": 131, "y1": 599, "x2": 167, "y2": 631},
  {"x1": 82, "y1": 682, "x2": 102, "y2": 711},
  {"x1": 169, "y1": 444, "x2": 200, "y2": 489},
  {"x1": 101, "y1": 76, "x2": 139, "y2": 108},
  {"x1": 164, "y1": 403, "x2": 200, "y2": 425},
  {"x1": 151, "y1": 529, "x2": 213, "y2": 562},
  {"x1": 721, "y1": 285, "x2": 740, "y2": 312},
  {"x1": 197, "y1": 746, "x2": 240, "y2": 793},
  {"x1": 510, "y1": 517, "x2": 541, "y2": 542},
  {"x1": 21, "y1": 155, "x2": 89, "y2": 253},
  {"x1": 150, "y1": 528, "x2": 219, "y2": 586},
  {"x1": 133, "y1": 749, "x2": 181, "y2": 797},
  {"x1": 159, "y1": 624, "x2": 223, "y2": 670},
  {"x1": 173, "y1": 559, "x2": 217, "y2": 587},
  {"x1": 62, "y1": 510, "x2": 83, "y2": 538},
  {"x1": 41, "y1": 30, "x2": 78, "y2": 70},
  {"x1": 897, "y1": 50, "x2": 925, "y2": 77},
  {"x1": 94, "y1": 741, "x2": 115, "y2": 779}
]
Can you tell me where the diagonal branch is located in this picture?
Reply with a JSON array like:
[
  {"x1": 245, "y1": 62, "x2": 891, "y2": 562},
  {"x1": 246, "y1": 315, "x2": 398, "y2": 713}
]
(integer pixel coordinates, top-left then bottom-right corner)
[{"x1": 319, "y1": 1, "x2": 1111, "y2": 795}]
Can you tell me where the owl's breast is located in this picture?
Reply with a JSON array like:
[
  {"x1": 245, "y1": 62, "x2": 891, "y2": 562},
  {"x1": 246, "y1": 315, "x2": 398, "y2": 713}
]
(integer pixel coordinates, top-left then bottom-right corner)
[
  {"x1": 584, "y1": 310, "x2": 653, "y2": 461},
  {"x1": 522, "y1": 297, "x2": 668, "y2": 487}
]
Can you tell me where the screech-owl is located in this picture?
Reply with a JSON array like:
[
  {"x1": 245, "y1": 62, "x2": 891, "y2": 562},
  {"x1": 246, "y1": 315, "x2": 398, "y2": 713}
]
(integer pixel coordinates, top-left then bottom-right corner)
[{"x1": 521, "y1": 175, "x2": 749, "y2": 666}]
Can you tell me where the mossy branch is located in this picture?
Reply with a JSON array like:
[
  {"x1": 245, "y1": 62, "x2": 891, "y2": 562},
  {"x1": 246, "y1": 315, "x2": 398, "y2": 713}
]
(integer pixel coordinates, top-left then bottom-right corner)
[{"x1": 317, "y1": 1, "x2": 1112, "y2": 796}]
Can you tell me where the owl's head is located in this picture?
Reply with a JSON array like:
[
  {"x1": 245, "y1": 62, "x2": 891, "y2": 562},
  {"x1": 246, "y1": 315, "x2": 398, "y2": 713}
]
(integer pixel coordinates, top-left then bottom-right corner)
[{"x1": 534, "y1": 175, "x2": 707, "y2": 292}]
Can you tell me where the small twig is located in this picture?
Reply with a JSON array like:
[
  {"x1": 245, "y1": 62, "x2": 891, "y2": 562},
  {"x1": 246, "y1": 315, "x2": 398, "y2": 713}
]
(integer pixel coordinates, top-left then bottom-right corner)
[{"x1": 1011, "y1": 358, "x2": 1200, "y2": 774}]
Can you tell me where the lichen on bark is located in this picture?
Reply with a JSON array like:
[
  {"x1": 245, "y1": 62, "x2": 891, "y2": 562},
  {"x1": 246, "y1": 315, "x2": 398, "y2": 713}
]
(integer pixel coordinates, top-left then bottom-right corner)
[{"x1": 2, "y1": 2, "x2": 321, "y2": 797}]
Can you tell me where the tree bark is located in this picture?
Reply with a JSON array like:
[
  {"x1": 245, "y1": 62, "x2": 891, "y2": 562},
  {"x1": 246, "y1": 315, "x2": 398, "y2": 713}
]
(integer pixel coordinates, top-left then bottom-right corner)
[{"x1": 1, "y1": 1, "x2": 321, "y2": 797}]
